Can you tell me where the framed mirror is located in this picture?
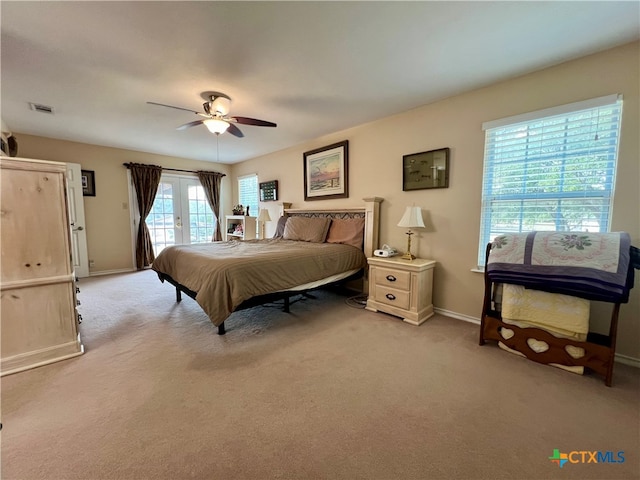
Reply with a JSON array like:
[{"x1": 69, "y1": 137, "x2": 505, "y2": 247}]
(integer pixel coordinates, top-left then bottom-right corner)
[{"x1": 402, "y1": 147, "x2": 450, "y2": 191}]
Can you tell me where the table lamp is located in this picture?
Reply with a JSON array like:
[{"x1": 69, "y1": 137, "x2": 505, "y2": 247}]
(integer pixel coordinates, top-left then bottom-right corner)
[
  {"x1": 257, "y1": 208, "x2": 272, "y2": 239},
  {"x1": 397, "y1": 206, "x2": 425, "y2": 260}
]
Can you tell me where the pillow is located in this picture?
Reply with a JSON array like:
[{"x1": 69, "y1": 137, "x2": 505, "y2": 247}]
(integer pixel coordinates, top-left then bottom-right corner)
[
  {"x1": 325, "y1": 217, "x2": 365, "y2": 249},
  {"x1": 273, "y1": 216, "x2": 288, "y2": 238},
  {"x1": 282, "y1": 216, "x2": 331, "y2": 243}
]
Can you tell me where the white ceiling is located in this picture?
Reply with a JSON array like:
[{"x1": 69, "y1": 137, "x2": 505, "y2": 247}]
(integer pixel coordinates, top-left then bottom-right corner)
[{"x1": 2, "y1": 1, "x2": 638, "y2": 164}]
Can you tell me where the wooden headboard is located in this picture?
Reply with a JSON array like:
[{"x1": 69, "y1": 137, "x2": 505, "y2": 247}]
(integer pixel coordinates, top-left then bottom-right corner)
[{"x1": 278, "y1": 197, "x2": 383, "y2": 259}]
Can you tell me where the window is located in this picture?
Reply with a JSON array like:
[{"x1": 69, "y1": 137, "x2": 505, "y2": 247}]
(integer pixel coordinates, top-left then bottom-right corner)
[
  {"x1": 238, "y1": 174, "x2": 259, "y2": 217},
  {"x1": 478, "y1": 94, "x2": 622, "y2": 266},
  {"x1": 147, "y1": 176, "x2": 216, "y2": 254}
]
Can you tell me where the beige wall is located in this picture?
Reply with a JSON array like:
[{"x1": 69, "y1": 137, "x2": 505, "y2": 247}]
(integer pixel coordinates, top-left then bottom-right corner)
[
  {"x1": 10, "y1": 42, "x2": 638, "y2": 359},
  {"x1": 234, "y1": 42, "x2": 640, "y2": 359},
  {"x1": 14, "y1": 136, "x2": 232, "y2": 274}
]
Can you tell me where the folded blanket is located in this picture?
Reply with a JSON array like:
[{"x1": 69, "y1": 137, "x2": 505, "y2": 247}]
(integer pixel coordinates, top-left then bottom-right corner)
[
  {"x1": 487, "y1": 231, "x2": 633, "y2": 303},
  {"x1": 501, "y1": 284, "x2": 589, "y2": 339},
  {"x1": 497, "y1": 283, "x2": 589, "y2": 375}
]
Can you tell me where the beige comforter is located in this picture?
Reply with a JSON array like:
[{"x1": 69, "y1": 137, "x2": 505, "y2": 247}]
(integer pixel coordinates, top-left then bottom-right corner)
[{"x1": 151, "y1": 239, "x2": 367, "y2": 326}]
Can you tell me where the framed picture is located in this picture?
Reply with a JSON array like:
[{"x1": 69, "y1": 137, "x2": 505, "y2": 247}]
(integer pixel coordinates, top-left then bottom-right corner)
[
  {"x1": 259, "y1": 180, "x2": 278, "y2": 201},
  {"x1": 402, "y1": 147, "x2": 450, "y2": 191},
  {"x1": 81, "y1": 169, "x2": 96, "y2": 196},
  {"x1": 303, "y1": 140, "x2": 349, "y2": 201}
]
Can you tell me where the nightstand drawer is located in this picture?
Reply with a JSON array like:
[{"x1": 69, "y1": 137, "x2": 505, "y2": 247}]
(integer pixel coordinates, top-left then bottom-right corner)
[
  {"x1": 374, "y1": 268, "x2": 411, "y2": 291},
  {"x1": 374, "y1": 286, "x2": 410, "y2": 310}
]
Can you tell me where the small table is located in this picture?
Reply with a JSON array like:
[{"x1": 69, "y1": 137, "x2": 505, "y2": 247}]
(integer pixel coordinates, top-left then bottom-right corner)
[{"x1": 365, "y1": 256, "x2": 436, "y2": 325}]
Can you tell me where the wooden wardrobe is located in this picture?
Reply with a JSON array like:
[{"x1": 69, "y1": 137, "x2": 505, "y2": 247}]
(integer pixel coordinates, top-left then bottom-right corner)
[{"x1": 1, "y1": 157, "x2": 84, "y2": 375}]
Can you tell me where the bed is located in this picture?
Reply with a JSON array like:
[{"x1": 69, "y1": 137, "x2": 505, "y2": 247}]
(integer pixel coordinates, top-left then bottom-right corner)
[
  {"x1": 152, "y1": 197, "x2": 382, "y2": 334},
  {"x1": 479, "y1": 231, "x2": 637, "y2": 386}
]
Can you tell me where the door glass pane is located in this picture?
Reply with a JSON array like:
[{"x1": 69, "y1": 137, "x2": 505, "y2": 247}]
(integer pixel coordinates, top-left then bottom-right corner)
[
  {"x1": 187, "y1": 185, "x2": 215, "y2": 243},
  {"x1": 148, "y1": 182, "x2": 175, "y2": 254},
  {"x1": 145, "y1": 179, "x2": 216, "y2": 255}
]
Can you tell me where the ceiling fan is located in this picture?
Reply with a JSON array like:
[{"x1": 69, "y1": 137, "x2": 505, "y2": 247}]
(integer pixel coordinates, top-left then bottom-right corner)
[{"x1": 147, "y1": 91, "x2": 276, "y2": 138}]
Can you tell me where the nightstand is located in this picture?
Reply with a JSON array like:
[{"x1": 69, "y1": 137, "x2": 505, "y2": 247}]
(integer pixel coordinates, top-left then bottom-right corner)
[{"x1": 365, "y1": 256, "x2": 436, "y2": 325}]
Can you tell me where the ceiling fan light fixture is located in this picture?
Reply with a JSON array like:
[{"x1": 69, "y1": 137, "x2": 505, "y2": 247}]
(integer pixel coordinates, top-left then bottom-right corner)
[
  {"x1": 211, "y1": 96, "x2": 231, "y2": 116},
  {"x1": 204, "y1": 118, "x2": 230, "y2": 134}
]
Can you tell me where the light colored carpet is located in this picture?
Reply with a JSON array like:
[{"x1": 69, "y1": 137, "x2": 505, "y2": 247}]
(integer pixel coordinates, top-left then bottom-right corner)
[{"x1": 1, "y1": 270, "x2": 639, "y2": 480}]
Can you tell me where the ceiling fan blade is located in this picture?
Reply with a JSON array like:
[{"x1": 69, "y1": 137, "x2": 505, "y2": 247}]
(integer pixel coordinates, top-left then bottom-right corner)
[
  {"x1": 226, "y1": 123, "x2": 244, "y2": 138},
  {"x1": 177, "y1": 119, "x2": 205, "y2": 131},
  {"x1": 147, "y1": 101, "x2": 200, "y2": 115},
  {"x1": 231, "y1": 116, "x2": 277, "y2": 127}
]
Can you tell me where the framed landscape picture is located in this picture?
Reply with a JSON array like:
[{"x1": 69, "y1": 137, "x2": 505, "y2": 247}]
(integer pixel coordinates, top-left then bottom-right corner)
[{"x1": 303, "y1": 140, "x2": 349, "y2": 201}]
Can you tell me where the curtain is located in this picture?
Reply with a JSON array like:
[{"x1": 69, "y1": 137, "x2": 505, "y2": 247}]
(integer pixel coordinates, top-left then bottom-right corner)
[
  {"x1": 197, "y1": 171, "x2": 225, "y2": 241},
  {"x1": 130, "y1": 163, "x2": 162, "y2": 269}
]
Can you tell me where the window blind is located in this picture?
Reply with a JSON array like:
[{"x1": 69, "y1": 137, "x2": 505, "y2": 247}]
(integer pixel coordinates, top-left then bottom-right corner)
[
  {"x1": 477, "y1": 96, "x2": 623, "y2": 266},
  {"x1": 238, "y1": 174, "x2": 259, "y2": 217}
]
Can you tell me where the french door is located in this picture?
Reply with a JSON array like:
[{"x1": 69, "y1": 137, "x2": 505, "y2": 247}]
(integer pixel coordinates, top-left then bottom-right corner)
[{"x1": 147, "y1": 175, "x2": 216, "y2": 254}]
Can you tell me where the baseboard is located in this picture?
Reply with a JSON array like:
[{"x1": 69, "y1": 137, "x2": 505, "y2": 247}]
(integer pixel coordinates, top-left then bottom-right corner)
[
  {"x1": 88, "y1": 268, "x2": 136, "y2": 277},
  {"x1": 614, "y1": 354, "x2": 640, "y2": 368},
  {"x1": 434, "y1": 307, "x2": 480, "y2": 325},
  {"x1": 433, "y1": 307, "x2": 640, "y2": 367}
]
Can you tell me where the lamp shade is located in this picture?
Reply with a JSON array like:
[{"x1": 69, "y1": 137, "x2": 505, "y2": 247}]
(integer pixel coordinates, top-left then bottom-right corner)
[
  {"x1": 204, "y1": 118, "x2": 230, "y2": 134},
  {"x1": 257, "y1": 208, "x2": 272, "y2": 222},
  {"x1": 397, "y1": 206, "x2": 425, "y2": 228}
]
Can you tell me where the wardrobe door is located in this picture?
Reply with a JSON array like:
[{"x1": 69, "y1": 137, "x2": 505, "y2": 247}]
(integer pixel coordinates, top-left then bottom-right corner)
[{"x1": 1, "y1": 157, "x2": 83, "y2": 375}]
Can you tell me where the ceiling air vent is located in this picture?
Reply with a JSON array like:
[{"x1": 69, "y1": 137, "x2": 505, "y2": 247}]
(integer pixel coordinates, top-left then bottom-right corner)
[{"x1": 29, "y1": 102, "x2": 55, "y2": 114}]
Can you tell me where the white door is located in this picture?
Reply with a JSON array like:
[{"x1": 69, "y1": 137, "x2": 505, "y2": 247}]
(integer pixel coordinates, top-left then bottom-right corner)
[
  {"x1": 146, "y1": 175, "x2": 217, "y2": 254},
  {"x1": 66, "y1": 163, "x2": 90, "y2": 277}
]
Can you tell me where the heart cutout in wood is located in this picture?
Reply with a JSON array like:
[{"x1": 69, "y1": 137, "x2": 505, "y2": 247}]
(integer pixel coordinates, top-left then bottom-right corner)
[{"x1": 527, "y1": 338, "x2": 549, "y2": 353}]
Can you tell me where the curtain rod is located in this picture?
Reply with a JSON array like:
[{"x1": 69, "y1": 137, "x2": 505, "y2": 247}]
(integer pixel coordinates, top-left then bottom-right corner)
[{"x1": 122, "y1": 163, "x2": 226, "y2": 176}]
